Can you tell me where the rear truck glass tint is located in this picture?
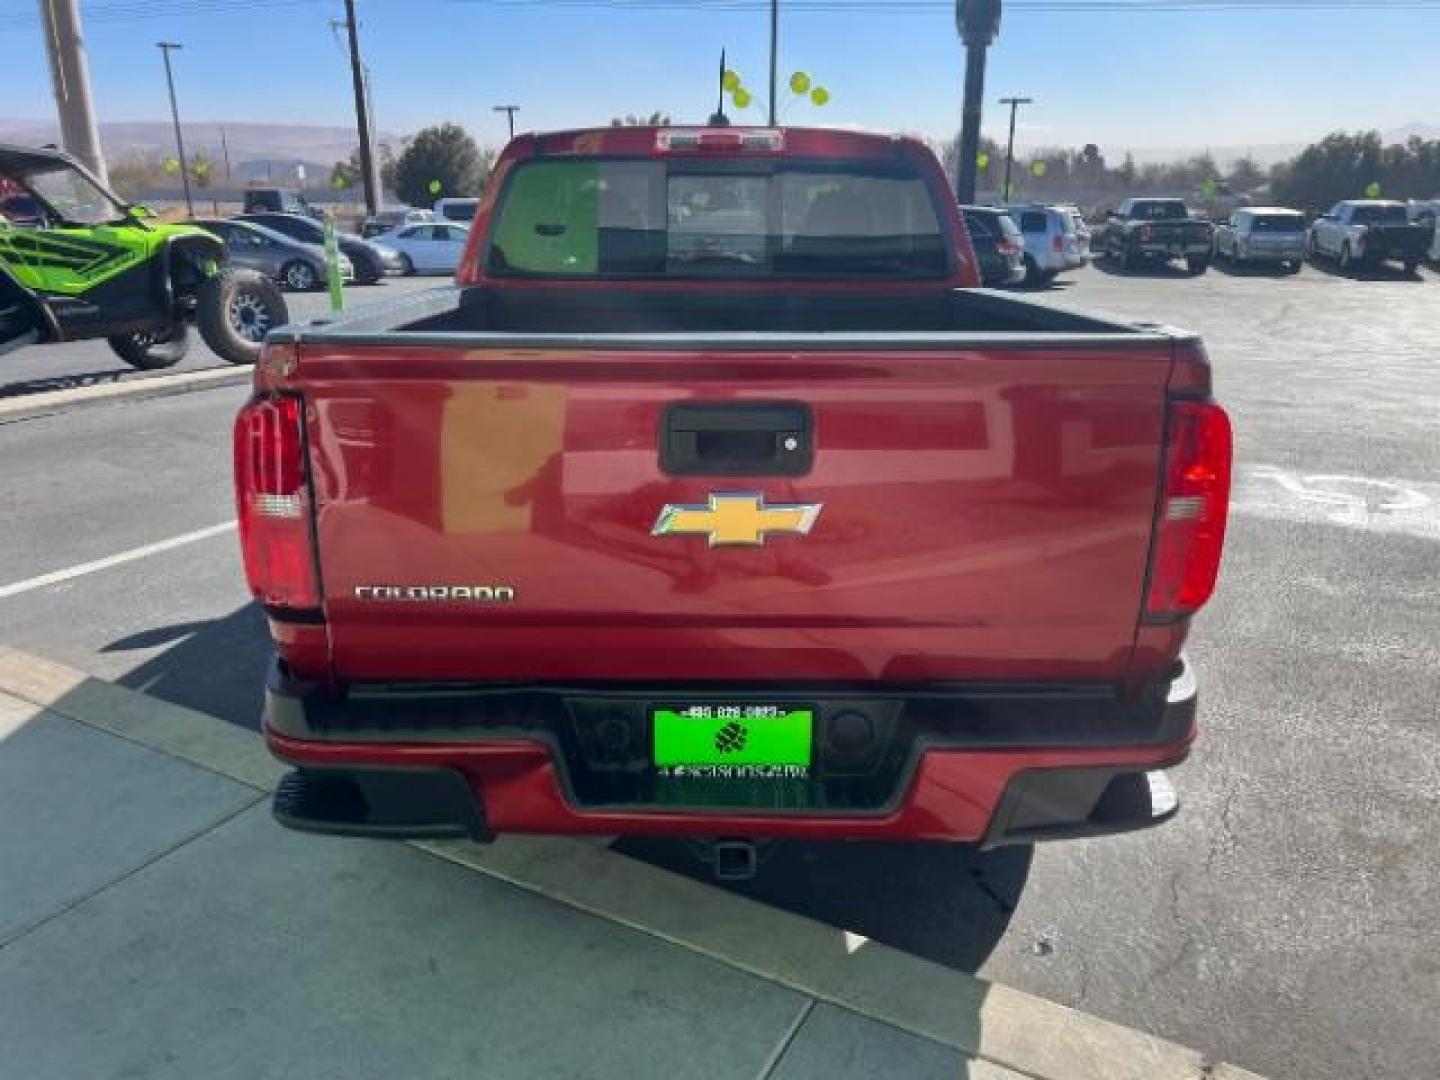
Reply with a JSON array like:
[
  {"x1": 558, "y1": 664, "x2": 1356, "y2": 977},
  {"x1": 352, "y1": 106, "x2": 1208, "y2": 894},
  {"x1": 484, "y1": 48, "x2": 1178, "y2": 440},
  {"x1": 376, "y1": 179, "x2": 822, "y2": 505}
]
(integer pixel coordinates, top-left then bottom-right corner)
[
  {"x1": 487, "y1": 158, "x2": 948, "y2": 279},
  {"x1": 1020, "y1": 211, "x2": 1048, "y2": 233},
  {"x1": 1350, "y1": 204, "x2": 1408, "y2": 224},
  {"x1": 1249, "y1": 214, "x2": 1305, "y2": 232},
  {"x1": 1131, "y1": 201, "x2": 1189, "y2": 221}
]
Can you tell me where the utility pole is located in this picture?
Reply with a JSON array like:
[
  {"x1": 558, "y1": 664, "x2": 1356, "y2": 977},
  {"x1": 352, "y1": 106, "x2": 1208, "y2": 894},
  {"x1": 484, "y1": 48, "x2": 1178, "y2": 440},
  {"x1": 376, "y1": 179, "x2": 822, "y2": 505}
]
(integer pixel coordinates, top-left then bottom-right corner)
[
  {"x1": 219, "y1": 125, "x2": 231, "y2": 182},
  {"x1": 341, "y1": 0, "x2": 378, "y2": 215},
  {"x1": 155, "y1": 42, "x2": 193, "y2": 217},
  {"x1": 954, "y1": 0, "x2": 1002, "y2": 204},
  {"x1": 37, "y1": 0, "x2": 108, "y2": 183},
  {"x1": 493, "y1": 105, "x2": 520, "y2": 142},
  {"x1": 999, "y1": 95, "x2": 1032, "y2": 202},
  {"x1": 768, "y1": 0, "x2": 779, "y2": 126}
]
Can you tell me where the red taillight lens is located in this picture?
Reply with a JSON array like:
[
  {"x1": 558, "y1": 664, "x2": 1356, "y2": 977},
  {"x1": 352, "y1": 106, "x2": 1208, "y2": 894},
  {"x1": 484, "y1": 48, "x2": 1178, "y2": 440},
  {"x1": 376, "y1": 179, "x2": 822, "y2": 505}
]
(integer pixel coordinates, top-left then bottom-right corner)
[
  {"x1": 1052, "y1": 235, "x2": 1064, "y2": 252},
  {"x1": 1140, "y1": 225, "x2": 1153, "y2": 242},
  {"x1": 1145, "y1": 400, "x2": 1233, "y2": 618},
  {"x1": 234, "y1": 395, "x2": 320, "y2": 611}
]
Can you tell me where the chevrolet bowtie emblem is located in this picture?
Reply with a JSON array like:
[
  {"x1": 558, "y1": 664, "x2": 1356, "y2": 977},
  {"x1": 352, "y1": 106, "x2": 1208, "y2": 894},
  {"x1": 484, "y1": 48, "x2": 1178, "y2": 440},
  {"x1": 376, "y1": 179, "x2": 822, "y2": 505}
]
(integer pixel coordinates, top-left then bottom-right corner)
[{"x1": 651, "y1": 493, "x2": 823, "y2": 546}]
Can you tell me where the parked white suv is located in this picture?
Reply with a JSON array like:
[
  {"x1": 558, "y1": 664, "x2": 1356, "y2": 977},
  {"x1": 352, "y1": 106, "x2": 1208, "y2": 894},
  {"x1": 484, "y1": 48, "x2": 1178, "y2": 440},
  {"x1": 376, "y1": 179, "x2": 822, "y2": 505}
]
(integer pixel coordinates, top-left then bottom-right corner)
[{"x1": 1004, "y1": 203, "x2": 1089, "y2": 286}]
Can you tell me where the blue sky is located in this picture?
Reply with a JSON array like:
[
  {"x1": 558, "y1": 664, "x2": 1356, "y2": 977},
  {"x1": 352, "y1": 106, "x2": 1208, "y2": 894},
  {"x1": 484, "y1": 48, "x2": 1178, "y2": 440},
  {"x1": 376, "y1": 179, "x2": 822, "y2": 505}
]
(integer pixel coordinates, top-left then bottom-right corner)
[{"x1": 2, "y1": 0, "x2": 1437, "y2": 154}]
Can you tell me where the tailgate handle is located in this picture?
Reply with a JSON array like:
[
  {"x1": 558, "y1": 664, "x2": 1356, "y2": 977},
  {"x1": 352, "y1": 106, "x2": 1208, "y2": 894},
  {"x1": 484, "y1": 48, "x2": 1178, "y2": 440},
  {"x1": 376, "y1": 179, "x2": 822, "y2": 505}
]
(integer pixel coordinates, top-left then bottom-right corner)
[{"x1": 660, "y1": 402, "x2": 812, "y2": 477}]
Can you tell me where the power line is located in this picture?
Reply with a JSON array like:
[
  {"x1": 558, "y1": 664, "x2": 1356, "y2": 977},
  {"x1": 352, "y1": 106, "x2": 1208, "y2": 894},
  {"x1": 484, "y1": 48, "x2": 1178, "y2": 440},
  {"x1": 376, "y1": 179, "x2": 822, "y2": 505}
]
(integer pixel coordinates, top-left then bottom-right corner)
[{"x1": 5, "y1": 0, "x2": 1440, "y2": 29}]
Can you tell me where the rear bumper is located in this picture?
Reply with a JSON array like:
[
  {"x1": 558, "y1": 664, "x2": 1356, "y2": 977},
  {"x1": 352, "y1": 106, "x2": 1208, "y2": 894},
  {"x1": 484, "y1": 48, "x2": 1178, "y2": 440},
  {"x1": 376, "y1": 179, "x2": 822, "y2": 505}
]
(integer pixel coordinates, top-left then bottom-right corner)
[{"x1": 263, "y1": 657, "x2": 1199, "y2": 847}]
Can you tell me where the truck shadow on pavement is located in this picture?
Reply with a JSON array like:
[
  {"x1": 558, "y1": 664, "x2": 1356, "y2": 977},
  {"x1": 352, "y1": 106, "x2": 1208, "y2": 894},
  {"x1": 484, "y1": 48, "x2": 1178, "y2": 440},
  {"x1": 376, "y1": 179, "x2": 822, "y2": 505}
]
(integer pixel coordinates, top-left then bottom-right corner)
[
  {"x1": 1295, "y1": 257, "x2": 1428, "y2": 283},
  {"x1": 103, "y1": 602, "x2": 1033, "y2": 976},
  {"x1": 103, "y1": 604, "x2": 270, "y2": 731},
  {"x1": 1089, "y1": 257, "x2": 1197, "y2": 279},
  {"x1": 615, "y1": 835, "x2": 1032, "y2": 974}
]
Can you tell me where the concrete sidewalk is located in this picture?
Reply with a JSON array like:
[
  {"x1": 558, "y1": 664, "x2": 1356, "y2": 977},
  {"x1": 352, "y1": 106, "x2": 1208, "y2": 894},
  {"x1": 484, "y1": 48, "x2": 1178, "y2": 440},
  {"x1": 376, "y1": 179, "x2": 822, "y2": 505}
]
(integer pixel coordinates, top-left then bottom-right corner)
[{"x1": 0, "y1": 648, "x2": 1262, "y2": 1080}]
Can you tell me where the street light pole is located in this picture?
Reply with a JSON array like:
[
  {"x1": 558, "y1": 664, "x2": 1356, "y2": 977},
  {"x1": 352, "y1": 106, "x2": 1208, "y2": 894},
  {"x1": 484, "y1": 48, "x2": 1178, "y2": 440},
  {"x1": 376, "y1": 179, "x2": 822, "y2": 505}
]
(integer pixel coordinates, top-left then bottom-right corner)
[
  {"x1": 39, "y1": 0, "x2": 108, "y2": 183},
  {"x1": 493, "y1": 105, "x2": 520, "y2": 142},
  {"x1": 341, "y1": 0, "x2": 378, "y2": 216},
  {"x1": 155, "y1": 42, "x2": 193, "y2": 217},
  {"x1": 768, "y1": 0, "x2": 779, "y2": 126},
  {"x1": 999, "y1": 95, "x2": 1032, "y2": 202},
  {"x1": 954, "y1": 0, "x2": 1003, "y2": 205}
]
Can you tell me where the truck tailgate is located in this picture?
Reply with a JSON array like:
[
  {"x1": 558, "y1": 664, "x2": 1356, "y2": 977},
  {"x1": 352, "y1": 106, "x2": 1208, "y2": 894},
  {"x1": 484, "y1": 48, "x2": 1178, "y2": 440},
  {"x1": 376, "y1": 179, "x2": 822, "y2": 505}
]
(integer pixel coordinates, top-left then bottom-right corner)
[{"x1": 302, "y1": 341, "x2": 1173, "y2": 683}]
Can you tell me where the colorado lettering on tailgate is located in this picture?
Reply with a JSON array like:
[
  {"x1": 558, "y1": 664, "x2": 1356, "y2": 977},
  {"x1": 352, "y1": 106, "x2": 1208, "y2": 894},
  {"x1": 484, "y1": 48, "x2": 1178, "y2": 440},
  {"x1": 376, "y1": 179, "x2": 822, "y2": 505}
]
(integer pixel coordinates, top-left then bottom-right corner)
[{"x1": 354, "y1": 585, "x2": 516, "y2": 602}]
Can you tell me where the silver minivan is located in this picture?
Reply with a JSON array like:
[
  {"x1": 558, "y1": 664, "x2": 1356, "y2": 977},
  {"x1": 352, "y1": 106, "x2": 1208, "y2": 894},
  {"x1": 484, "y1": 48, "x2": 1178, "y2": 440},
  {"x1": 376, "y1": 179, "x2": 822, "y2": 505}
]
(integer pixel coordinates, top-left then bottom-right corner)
[
  {"x1": 1213, "y1": 207, "x2": 1307, "y2": 273},
  {"x1": 1004, "y1": 203, "x2": 1089, "y2": 286}
]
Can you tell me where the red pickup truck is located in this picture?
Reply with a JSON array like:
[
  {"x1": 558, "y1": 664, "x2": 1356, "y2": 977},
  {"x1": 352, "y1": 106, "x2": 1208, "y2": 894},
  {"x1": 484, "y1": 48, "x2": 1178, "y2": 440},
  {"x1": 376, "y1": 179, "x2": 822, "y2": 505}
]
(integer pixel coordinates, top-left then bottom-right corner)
[{"x1": 235, "y1": 126, "x2": 1231, "y2": 876}]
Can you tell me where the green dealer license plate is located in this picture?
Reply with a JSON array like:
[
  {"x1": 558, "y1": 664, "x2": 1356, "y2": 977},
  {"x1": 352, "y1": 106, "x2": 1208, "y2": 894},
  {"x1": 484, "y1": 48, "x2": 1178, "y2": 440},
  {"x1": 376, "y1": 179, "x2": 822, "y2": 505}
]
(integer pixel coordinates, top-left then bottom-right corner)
[{"x1": 652, "y1": 705, "x2": 813, "y2": 780}]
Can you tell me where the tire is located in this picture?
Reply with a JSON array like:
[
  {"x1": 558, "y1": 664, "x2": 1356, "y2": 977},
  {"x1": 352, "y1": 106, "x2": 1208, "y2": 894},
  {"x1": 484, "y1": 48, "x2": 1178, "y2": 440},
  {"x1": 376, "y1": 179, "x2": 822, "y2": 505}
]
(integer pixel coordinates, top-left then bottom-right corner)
[
  {"x1": 196, "y1": 268, "x2": 289, "y2": 366},
  {"x1": 352, "y1": 254, "x2": 382, "y2": 285},
  {"x1": 1187, "y1": 256, "x2": 1210, "y2": 276},
  {"x1": 107, "y1": 323, "x2": 190, "y2": 370},
  {"x1": 1022, "y1": 255, "x2": 1042, "y2": 287},
  {"x1": 1122, "y1": 244, "x2": 1140, "y2": 271},
  {"x1": 1339, "y1": 243, "x2": 1356, "y2": 275},
  {"x1": 280, "y1": 260, "x2": 318, "y2": 291},
  {"x1": 1307, "y1": 233, "x2": 1322, "y2": 263},
  {"x1": 1286, "y1": 260, "x2": 1303, "y2": 275},
  {"x1": 398, "y1": 253, "x2": 415, "y2": 276},
  {"x1": 1404, "y1": 260, "x2": 1419, "y2": 276}
]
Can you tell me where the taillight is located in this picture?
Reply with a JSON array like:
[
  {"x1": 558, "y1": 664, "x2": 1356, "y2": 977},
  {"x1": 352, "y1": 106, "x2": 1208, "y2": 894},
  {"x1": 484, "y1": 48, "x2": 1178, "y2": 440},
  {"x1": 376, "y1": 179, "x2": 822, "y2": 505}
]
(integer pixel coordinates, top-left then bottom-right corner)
[
  {"x1": 1139, "y1": 225, "x2": 1153, "y2": 242},
  {"x1": 234, "y1": 395, "x2": 321, "y2": 611},
  {"x1": 1052, "y1": 235, "x2": 1064, "y2": 252},
  {"x1": 1144, "y1": 399, "x2": 1232, "y2": 619}
]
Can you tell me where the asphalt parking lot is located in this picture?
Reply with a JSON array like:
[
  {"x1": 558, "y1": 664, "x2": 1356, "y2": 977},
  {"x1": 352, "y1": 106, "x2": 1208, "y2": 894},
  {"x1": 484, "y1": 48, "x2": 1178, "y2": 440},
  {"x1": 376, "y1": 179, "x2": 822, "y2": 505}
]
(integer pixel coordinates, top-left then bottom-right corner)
[{"x1": 2, "y1": 261, "x2": 1437, "y2": 1080}]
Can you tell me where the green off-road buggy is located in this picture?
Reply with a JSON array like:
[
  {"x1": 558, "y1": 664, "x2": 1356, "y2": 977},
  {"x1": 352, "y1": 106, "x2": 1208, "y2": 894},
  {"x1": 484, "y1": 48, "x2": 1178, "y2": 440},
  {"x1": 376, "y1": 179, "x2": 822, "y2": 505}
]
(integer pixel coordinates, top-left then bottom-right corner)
[{"x1": 0, "y1": 142, "x2": 287, "y2": 369}]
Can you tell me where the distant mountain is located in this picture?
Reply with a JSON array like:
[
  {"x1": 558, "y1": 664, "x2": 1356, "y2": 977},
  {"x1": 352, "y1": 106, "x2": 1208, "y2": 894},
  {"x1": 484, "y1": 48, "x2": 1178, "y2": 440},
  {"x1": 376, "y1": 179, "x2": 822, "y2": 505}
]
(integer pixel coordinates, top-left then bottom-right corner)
[
  {"x1": 1005, "y1": 122, "x2": 1439, "y2": 168},
  {"x1": 0, "y1": 118, "x2": 401, "y2": 185}
]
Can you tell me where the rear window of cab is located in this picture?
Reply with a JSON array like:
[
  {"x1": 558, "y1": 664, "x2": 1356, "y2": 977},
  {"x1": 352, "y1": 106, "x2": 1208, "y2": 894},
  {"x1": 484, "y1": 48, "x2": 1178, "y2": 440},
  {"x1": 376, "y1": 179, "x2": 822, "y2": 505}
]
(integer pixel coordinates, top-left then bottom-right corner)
[{"x1": 485, "y1": 157, "x2": 950, "y2": 279}]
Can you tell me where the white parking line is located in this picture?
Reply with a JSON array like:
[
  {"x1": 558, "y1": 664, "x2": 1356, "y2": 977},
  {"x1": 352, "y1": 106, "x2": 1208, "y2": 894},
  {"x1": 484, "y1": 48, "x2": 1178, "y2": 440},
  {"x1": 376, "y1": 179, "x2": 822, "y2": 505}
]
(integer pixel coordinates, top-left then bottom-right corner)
[{"x1": 0, "y1": 522, "x2": 237, "y2": 600}]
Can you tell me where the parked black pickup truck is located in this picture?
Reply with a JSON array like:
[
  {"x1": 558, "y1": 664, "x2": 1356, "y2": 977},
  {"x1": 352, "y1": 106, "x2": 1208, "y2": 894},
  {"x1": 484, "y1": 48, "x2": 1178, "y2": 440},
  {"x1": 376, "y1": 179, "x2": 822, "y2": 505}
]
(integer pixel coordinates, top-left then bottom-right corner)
[{"x1": 1101, "y1": 198, "x2": 1214, "y2": 275}]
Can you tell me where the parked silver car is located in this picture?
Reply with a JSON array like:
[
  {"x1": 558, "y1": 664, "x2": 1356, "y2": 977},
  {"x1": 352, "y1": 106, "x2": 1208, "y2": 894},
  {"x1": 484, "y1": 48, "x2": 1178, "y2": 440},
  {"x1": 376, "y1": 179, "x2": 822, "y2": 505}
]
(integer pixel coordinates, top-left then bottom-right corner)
[
  {"x1": 193, "y1": 218, "x2": 352, "y2": 291},
  {"x1": 1213, "y1": 207, "x2": 1307, "y2": 273},
  {"x1": 1003, "y1": 203, "x2": 1089, "y2": 285}
]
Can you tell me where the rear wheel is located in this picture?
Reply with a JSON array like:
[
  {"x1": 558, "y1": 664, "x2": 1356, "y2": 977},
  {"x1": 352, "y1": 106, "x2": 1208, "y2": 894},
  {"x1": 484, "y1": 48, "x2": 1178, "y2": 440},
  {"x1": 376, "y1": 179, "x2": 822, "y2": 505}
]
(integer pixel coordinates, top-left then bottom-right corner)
[
  {"x1": 1187, "y1": 256, "x2": 1210, "y2": 276},
  {"x1": 398, "y1": 253, "x2": 415, "y2": 276},
  {"x1": 107, "y1": 323, "x2": 190, "y2": 370},
  {"x1": 1286, "y1": 260, "x2": 1303, "y2": 275},
  {"x1": 196, "y1": 268, "x2": 288, "y2": 366},
  {"x1": 1404, "y1": 259, "x2": 1420, "y2": 276},
  {"x1": 1122, "y1": 243, "x2": 1140, "y2": 271},
  {"x1": 1339, "y1": 243, "x2": 1356, "y2": 274}
]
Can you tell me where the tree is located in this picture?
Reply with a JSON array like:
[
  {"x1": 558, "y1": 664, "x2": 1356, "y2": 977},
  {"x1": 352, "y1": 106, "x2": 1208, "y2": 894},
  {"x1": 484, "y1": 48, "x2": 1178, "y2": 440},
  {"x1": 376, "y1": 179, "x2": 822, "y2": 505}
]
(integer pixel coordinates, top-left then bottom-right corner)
[
  {"x1": 391, "y1": 123, "x2": 490, "y2": 207},
  {"x1": 1271, "y1": 130, "x2": 1439, "y2": 210},
  {"x1": 1226, "y1": 155, "x2": 1266, "y2": 193},
  {"x1": 331, "y1": 143, "x2": 399, "y2": 195},
  {"x1": 611, "y1": 111, "x2": 671, "y2": 127}
]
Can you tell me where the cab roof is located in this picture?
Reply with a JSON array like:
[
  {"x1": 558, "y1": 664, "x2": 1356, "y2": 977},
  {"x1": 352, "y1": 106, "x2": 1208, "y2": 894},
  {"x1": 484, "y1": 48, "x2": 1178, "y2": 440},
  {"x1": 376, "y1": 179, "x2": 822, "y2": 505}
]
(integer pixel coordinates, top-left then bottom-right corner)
[{"x1": 509, "y1": 125, "x2": 918, "y2": 161}]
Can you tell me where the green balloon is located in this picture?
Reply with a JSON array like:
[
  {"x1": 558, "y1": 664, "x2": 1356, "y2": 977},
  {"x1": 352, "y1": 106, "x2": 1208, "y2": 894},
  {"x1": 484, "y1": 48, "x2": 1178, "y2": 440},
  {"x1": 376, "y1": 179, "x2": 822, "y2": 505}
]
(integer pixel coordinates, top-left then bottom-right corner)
[
  {"x1": 789, "y1": 71, "x2": 811, "y2": 95},
  {"x1": 723, "y1": 70, "x2": 741, "y2": 93},
  {"x1": 977, "y1": 152, "x2": 990, "y2": 170},
  {"x1": 1200, "y1": 177, "x2": 1218, "y2": 197},
  {"x1": 331, "y1": 175, "x2": 347, "y2": 190},
  {"x1": 1031, "y1": 160, "x2": 1047, "y2": 178},
  {"x1": 428, "y1": 179, "x2": 442, "y2": 195},
  {"x1": 1365, "y1": 181, "x2": 1382, "y2": 198},
  {"x1": 810, "y1": 86, "x2": 829, "y2": 106},
  {"x1": 733, "y1": 87, "x2": 753, "y2": 109}
]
